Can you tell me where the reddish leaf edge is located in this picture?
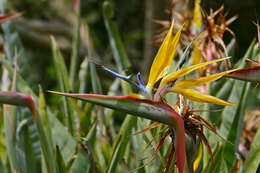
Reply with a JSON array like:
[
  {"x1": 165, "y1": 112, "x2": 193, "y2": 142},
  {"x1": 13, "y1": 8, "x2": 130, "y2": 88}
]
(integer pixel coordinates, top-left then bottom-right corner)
[
  {"x1": 0, "y1": 13, "x2": 23, "y2": 23},
  {"x1": 48, "y1": 90, "x2": 186, "y2": 173},
  {"x1": 0, "y1": 91, "x2": 37, "y2": 122}
]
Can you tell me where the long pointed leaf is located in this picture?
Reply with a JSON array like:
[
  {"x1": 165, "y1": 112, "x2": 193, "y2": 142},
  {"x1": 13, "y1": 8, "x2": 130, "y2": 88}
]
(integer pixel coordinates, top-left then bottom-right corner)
[
  {"x1": 226, "y1": 66, "x2": 260, "y2": 82},
  {"x1": 49, "y1": 91, "x2": 179, "y2": 127},
  {"x1": 51, "y1": 36, "x2": 76, "y2": 136},
  {"x1": 0, "y1": 91, "x2": 57, "y2": 173},
  {"x1": 243, "y1": 127, "x2": 260, "y2": 172},
  {"x1": 69, "y1": 0, "x2": 81, "y2": 89},
  {"x1": 223, "y1": 82, "x2": 250, "y2": 170},
  {"x1": 0, "y1": 13, "x2": 22, "y2": 23},
  {"x1": 103, "y1": 1, "x2": 131, "y2": 72},
  {"x1": 49, "y1": 91, "x2": 186, "y2": 173}
]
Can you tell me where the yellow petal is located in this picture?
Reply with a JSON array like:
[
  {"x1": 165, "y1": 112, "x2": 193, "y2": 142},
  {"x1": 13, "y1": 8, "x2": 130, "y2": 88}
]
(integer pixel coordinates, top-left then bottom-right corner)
[
  {"x1": 174, "y1": 69, "x2": 238, "y2": 89},
  {"x1": 161, "y1": 57, "x2": 231, "y2": 86},
  {"x1": 147, "y1": 22, "x2": 183, "y2": 90},
  {"x1": 193, "y1": 143, "x2": 203, "y2": 171},
  {"x1": 193, "y1": 0, "x2": 202, "y2": 28},
  {"x1": 192, "y1": 41, "x2": 203, "y2": 75},
  {"x1": 170, "y1": 87, "x2": 235, "y2": 106},
  {"x1": 126, "y1": 94, "x2": 142, "y2": 99}
]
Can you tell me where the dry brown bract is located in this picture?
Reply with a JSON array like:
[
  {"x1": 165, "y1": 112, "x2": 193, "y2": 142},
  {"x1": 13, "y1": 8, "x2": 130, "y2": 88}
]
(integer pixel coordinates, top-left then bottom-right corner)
[
  {"x1": 154, "y1": 1, "x2": 237, "y2": 72},
  {"x1": 199, "y1": 5, "x2": 237, "y2": 61}
]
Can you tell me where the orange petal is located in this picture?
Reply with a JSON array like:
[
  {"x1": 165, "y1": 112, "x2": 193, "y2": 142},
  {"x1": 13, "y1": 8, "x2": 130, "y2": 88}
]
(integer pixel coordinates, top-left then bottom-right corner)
[
  {"x1": 174, "y1": 69, "x2": 238, "y2": 89},
  {"x1": 193, "y1": 0, "x2": 202, "y2": 28},
  {"x1": 160, "y1": 57, "x2": 231, "y2": 86},
  {"x1": 147, "y1": 21, "x2": 183, "y2": 90},
  {"x1": 192, "y1": 41, "x2": 203, "y2": 75},
  {"x1": 169, "y1": 87, "x2": 234, "y2": 106}
]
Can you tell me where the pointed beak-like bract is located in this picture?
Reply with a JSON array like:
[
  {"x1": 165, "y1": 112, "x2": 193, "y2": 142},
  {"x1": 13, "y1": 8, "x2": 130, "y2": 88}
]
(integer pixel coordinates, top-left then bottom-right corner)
[{"x1": 146, "y1": 21, "x2": 183, "y2": 91}]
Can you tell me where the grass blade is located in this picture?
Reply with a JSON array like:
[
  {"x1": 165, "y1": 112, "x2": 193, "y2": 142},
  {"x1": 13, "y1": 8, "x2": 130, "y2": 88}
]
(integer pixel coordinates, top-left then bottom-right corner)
[
  {"x1": 223, "y1": 82, "x2": 250, "y2": 170},
  {"x1": 0, "y1": 91, "x2": 57, "y2": 173},
  {"x1": 69, "y1": 0, "x2": 81, "y2": 90},
  {"x1": 56, "y1": 146, "x2": 68, "y2": 173},
  {"x1": 49, "y1": 91, "x2": 186, "y2": 173},
  {"x1": 243, "y1": 127, "x2": 260, "y2": 172},
  {"x1": 103, "y1": 1, "x2": 131, "y2": 73},
  {"x1": 51, "y1": 36, "x2": 76, "y2": 136},
  {"x1": 72, "y1": 147, "x2": 91, "y2": 173},
  {"x1": 3, "y1": 105, "x2": 18, "y2": 172}
]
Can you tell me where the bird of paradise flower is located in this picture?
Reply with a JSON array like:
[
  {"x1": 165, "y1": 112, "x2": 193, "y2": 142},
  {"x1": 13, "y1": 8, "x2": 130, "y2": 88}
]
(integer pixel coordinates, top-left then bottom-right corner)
[{"x1": 50, "y1": 21, "x2": 236, "y2": 173}]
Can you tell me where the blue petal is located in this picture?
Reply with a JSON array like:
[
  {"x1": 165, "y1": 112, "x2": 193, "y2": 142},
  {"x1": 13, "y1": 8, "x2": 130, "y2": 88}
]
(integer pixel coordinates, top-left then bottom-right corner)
[
  {"x1": 176, "y1": 35, "x2": 199, "y2": 71},
  {"x1": 103, "y1": 66, "x2": 146, "y2": 93}
]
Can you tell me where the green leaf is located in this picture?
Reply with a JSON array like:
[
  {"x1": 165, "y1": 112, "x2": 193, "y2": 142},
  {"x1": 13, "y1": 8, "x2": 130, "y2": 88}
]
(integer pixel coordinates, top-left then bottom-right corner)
[
  {"x1": 3, "y1": 105, "x2": 18, "y2": 172},
  {"x1": 49, "y1": 92, "x2": 180, "y2": 127},
  {"x1": 72, "y1": 148, "x2": 91, "y2": 173},
  {"x1": 0, "y1": 91, "x2": 57, "y2": 173},
  {"x1": 17, "y1": 123, "x2": 37, "y2": 173},
  {"x1": 49, "y1": 91, "x2": 186, "y2": 173},
  {"x1": 107, "y1": 115, "x2": 137, "y2": 173},
  {"x1": 48, "y1": 113, "x2": 77, "y2": 164},
  {"x1": 222, "y1": 81, "x2": 250, "y2": 170},
  {"x1": 79, "y1": 58, "x2": 90, "y2": 94},
  {"x1": 226, "y1": 66, "x2": 260, "y2": 82},
  {"x1": 0, "y1": 158, "x2": 8, "y2": 173},
  {"x1": 69, "y1": 0, "x2": 81, "y2": 90},
  {"x1": 51, "y1": 36, "x2": 76, "y2": 136},
  {"x1": 103, "y1": 1, "x2": 131, "y2": 73},
  {"x1": 0, "y1": 55, "x2": 36, "y2": 97},
  {"x1": 55, "y1": 146, "x2": 68, "y2": 173},
  {"x1": 203, "y1": 144, "x2": 228, "y2": 173},
  {"x1": 209, "y1": 79, "x2": 235, "y2": 126},
  {"x1": 243, "y1": 127, "x2": 260, "y2": 172}
]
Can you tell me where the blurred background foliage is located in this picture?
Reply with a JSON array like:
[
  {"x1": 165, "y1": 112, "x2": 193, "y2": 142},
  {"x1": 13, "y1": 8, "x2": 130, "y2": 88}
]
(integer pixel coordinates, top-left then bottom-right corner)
[{"x1": 3, "y1": 0, "x2": 260, "y2": 94}]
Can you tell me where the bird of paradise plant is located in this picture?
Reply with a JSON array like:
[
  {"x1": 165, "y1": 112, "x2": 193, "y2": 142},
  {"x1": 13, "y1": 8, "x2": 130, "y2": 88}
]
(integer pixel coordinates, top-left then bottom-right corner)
[
  {"x1": 49, "y1": 19, "x2": 237, "y2": 172},
  {"x1": 0, "y1": 1, "x2": 260, "y2": 173}
]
